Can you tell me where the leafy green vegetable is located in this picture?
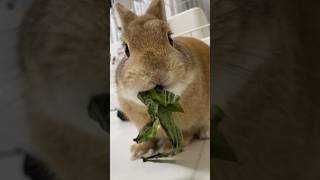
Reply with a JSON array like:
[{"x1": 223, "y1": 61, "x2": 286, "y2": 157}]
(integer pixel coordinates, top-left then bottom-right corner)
[
  {"x1": 158, "y1": 107, "x2": 183, "y2": 153},
  {"x1": 135, "y1": 89, "x2": 184, "y2": 161},
  {"x1": 134, "y1": 118, "x2": 160, "y2": 143}
]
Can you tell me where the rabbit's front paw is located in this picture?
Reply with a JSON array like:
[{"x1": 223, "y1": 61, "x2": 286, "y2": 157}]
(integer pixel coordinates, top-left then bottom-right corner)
[
  {"x1": 157, "y1": 139, "x2": 173, "y2": 152},
  {"x1": 130, "y1": 139, "x2": 157, "y2": 160},
  {"x1": 130, "y1": 138, "x2": 174, "y2": 160}
]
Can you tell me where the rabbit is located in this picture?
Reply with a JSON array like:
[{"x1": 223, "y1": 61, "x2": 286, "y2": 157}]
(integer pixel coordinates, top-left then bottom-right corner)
[
  {"x1": 19, "y1": 0, "x2": 109, "y2": 179},
  {"x1": 115, "y1": 0, "x2": 210, "y2": 159}
]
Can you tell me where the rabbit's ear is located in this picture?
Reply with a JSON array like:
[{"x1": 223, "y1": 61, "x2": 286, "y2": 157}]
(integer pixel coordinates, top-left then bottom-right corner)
[
  {"x1": 146, "y1": 0, "x2": 166, "y2": 21},
  {"x1": 115, "y1": 3, "x2": 137, "y2": 27}
]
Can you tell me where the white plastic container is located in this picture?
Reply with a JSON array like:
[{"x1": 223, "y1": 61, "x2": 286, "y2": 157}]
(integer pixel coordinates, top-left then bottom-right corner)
[{"x1": 168, "y1": 7, "x2": 210, "y2": 39}]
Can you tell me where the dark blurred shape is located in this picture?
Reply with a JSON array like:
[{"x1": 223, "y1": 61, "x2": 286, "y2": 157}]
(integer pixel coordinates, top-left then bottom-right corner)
[
  {"x1": 18, "y1": 0, "x2": 110, "y2": 179},
  {"x1": 88, "y1": 93, "x2": 110, "y2": 133},
  {"x1": 7, "y1": 1, "x2": 15, "y2": 10},
  {"x1": 154, "y1": 84, "x2": 164, "y2": 90},
  {"x1": 212, "y1": 0, "x2": 320, "y2": 179},
  {"x1": 23, "y1": 154, "x2": 55, "y2": 180},
  {"x1": 117, "y1": 110, "x2": 129, "y2": 122}
]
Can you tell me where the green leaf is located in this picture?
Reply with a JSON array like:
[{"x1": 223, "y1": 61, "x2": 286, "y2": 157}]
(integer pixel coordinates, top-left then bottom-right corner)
[
  {"x1": 133, "y1": 118, "x2": 161, "y2": 143},
  {"x1": 158, "y1": 107, "x2": 183, "y2": 151},
  {"x1": 165, "y1": 104, "x2": 184, "y2": 112},
  {"x1": 149, "y1": 89, "x2": 167, "y2": 105},
  {"x1": 141, "y1": 89, "x2": 182, "y2": 107},
  {"x1": 135, "y1": 89, "x2": 184, "y2": 161},
  {"x1": 138, "y1": 93, "x2": 159, "y2": 115}
]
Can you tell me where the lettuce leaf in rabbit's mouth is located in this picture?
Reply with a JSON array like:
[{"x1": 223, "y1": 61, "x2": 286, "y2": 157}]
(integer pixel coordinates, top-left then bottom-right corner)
[{"x1": 134, "y1": 89, "x2": 184, "y2": 162}]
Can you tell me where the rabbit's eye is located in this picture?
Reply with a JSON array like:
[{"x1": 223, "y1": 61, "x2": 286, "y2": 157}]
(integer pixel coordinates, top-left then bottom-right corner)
[
  {"x1": 124, "y1": 43, "x2": 130, "y2": 57},
  {"x1": 168, "y1": 32, "x2": 174, "y2": 46}
]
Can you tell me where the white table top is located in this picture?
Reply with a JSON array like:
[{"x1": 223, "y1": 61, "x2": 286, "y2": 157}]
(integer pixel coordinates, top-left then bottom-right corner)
[{"x1": 110, "y1": 111, "x2": 210, "y2": 180}]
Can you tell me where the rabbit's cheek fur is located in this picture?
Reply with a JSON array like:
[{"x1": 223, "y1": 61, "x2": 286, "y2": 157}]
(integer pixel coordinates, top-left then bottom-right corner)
[
  {"x1": 119, "y1": 87, "x2": 144, "y2": 105},
  {"x1": 117, "y1": 73, "x2": 154, "y2": 105},
  {"x1": 166, "y1": 71, "x2": 195, "y2": 96}
]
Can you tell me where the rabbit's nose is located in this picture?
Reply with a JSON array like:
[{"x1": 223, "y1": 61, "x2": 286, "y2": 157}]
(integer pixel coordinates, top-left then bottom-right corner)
[{"x1": 155, "y1": 84, "x2": 164, "y2": 90}]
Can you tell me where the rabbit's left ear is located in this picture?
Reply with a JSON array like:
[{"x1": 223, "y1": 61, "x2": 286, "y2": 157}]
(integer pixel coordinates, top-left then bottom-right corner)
[
  {"x1": 146, "y1": 0, "x2": 166, "y2": 21},
  {"x1": 115, "y1": 3, "x2": 137, "y2": 28}
]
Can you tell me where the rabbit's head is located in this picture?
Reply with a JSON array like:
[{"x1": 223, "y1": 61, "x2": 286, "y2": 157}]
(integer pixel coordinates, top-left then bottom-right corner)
[{"x1": 115, "y1": 0, "x2": 194, "y2": 103}]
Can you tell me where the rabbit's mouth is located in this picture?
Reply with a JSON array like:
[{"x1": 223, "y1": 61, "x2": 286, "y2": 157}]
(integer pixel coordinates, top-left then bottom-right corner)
[
  {"x1": 154, "y1": 84, "x2": 165, "y2": 90},
  {"x1": 120, "y1": 72, "x2": 193, "y2": 105},
  {"x1": 120, "y1": 84, "x2": 167, "y2": 105}
]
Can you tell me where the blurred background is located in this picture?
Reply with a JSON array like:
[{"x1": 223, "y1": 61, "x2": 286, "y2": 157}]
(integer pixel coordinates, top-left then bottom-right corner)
[
  {"x1": 109, "y1": 1, "x2": 210, "y2": 180},
  {"x1": 0, "y1": 0, "x2": 34, "y2": 179},
  {"x1": 0, "y1": 0, "x2": 210, "y2": 179}
]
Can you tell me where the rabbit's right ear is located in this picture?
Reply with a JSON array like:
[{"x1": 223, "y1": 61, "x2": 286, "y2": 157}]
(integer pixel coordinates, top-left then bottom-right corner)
[
  {"x1": 146, "y1": 0, "x2": 166, "y2": 21},
  {"x1": 115, "y1": 3, "x2": 137, "y2": 28}
]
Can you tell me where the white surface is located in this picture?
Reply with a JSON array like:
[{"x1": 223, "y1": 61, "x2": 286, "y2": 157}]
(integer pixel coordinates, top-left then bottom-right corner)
[
  {"x1": 110, "y1": 42, "x2": 125, "y2": 110},
  {"x1": 110, "y1": 111, "x2": 210, "y2": 180},
  {"x1": 168, "y1": 7, "x2": 209, "y2": 39},
  {"x1": 202, "y1": 36, "x2": 210, "y2": 45}
]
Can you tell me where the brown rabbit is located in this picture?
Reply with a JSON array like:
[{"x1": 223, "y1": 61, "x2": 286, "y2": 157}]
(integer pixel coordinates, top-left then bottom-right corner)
[
  {"x1": 115, "y1": 0, "x2": 210, "y2": 158},
  {"x1": 19, "y1": 0, "x2": 108, "y2": 179}
]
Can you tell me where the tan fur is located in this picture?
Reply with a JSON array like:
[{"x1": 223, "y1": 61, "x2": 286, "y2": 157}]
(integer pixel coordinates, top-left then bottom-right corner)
[
  {"x1": 115, "y1": 0, "x2": 210, "y2": 157},
  {"x1": 20, "y1": 0, "x2": 108, "y2": 179}
]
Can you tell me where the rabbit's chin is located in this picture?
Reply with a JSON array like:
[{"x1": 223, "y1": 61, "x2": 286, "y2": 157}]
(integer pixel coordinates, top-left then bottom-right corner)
[{"x1": 121, "y1": 88, "x2": 144, "y2": 105}]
